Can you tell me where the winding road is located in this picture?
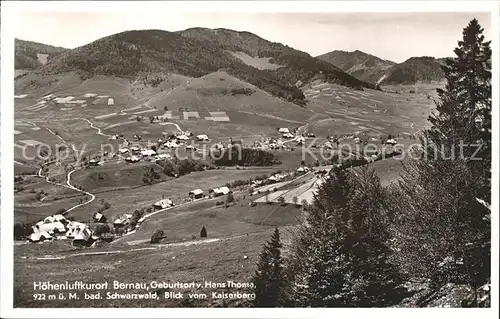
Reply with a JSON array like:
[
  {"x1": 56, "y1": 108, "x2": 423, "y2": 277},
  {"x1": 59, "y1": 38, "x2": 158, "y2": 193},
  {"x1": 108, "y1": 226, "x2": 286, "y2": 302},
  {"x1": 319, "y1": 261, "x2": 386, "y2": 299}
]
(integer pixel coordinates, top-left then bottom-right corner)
[{"x1": 78, "y1": 118, "x2": 112, "y2": 137}]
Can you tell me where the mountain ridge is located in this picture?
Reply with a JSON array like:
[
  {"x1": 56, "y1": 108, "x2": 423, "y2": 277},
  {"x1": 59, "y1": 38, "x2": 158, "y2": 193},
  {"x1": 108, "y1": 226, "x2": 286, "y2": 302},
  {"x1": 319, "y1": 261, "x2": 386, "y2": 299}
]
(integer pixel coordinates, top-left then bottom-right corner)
[
  {"x1": 317, "y1": 49, "x2": 447, "y2": 85},
  {"x1": 316, "y1": 49, "x2": 396, "y2": 84},
  {"x1": 15, "y1": 38, "x2": 69, "y2": 70},
  {"x1": 17, "y1": 28, "x2": 378, "y2": 106}
]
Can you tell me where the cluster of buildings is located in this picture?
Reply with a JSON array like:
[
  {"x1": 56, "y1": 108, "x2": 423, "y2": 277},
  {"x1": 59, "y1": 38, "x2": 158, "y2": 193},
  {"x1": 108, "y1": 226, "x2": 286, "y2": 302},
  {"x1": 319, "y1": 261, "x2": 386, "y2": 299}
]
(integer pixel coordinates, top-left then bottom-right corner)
[
  {"x1": 28, "y1": 214, "x2": 95, "y2": 246},
  {"x1": 186, "y1": 186, "x2": 233, "y2": 201}
]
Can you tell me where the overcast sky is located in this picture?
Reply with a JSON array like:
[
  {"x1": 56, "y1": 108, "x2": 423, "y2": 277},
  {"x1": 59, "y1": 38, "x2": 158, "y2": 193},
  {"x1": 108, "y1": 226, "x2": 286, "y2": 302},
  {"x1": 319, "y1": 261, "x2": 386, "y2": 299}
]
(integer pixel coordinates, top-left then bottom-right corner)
[{"x1": 14, "y1": 11, "x2": 491, "y2": 63}]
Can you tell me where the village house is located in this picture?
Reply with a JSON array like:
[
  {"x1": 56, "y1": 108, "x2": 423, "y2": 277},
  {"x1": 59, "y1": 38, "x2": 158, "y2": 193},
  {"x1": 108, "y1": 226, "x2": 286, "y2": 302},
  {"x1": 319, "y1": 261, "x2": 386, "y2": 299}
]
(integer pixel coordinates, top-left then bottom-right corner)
[
  {"x1": 93, "y1": 212, "x2": 106, "y2": 223},
  {"x1": 153, "y1": 199, "x2": 174, "y2": 209},
  {"x1": 130, "y1": 146, "x2": 141, "y2": 154},
  {"x1": 196, "y1": 134, "x2": 209, "y2": 141},
  {"x1": 89, "y1": 159, "x2": 99, "y2": 167},
  {"x1": 31, "y1": 221, "x2": 66, "y2": 237},
  {"x1": 72, "y1": 227, "x2": 93, "y2": 247},
  {"x1": 113, "y1": 214, "x2": 132, "y2": 228},
  {"x1": 155, "y1": 153, "x2": 171, "y2": 161},
  {"x1": 209, "y1": 186, "x2": 232, "y2": 198},
  {"x1": 189, "y1": 188, "x2": 204, "y2": 199},
  {"x1": 163, "y1": 141, "x2": 179, "y2": 149},
  {"x1": 29, "y1": 231, "x2": 53, "y2": 243},
  {"x1": 66, "y1": 221, "x2": 89, "y2": 238},
  {"x1": 176, "y1": 134, "x2": 190, "y2": 141},
  {"x1": 141, "y1": 149, "x2": 157, "y2": 157},
  {"x1": 386, "y1": 138, "x2": 397, "y2": 145},
  {"x1": 125, "y1": 155, "x2": 141, "y2": 163}
]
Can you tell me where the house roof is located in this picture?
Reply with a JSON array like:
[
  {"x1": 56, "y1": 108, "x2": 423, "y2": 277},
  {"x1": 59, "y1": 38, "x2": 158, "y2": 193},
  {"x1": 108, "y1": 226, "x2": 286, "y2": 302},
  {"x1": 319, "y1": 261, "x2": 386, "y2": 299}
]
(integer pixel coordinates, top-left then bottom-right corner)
[
  {"x1": 53, "y1": 214, "x2": 66, "y2": 221},
  {"x1": 156, "y1": 154, "x2": 171, "y2": 159},
  {"x1": 141, "y1": 149, "x2": 157, "y2": 156},
  {"x1": 73, "y1": 227, "x2": 92, "y2": 241},
  {"x1": 154, "y1": 199, "x2": 173, "y2": 207},
  {"x1": 212, "y1": 186, "x2": 231, "y2": 195},
  {"x1": 386, "y1": 138, "x2": 397, "y2": 144},
  {"x1": 189, "y1": 189, "x2": 204, "y2": 195},
  {"x1": 30, "y1": 231, "x2": 52, "y2": 242},
  {"x1": 66, "y1": 221, "x2": 87, "y2": 232}
]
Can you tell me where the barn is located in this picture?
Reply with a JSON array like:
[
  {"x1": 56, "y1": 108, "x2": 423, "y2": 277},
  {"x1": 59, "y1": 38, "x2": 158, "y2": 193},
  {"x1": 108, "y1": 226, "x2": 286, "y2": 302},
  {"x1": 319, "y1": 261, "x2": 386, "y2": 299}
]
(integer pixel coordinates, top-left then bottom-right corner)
[{"x1": 189, "y1": 189, "x2": 204, "y2": 199}]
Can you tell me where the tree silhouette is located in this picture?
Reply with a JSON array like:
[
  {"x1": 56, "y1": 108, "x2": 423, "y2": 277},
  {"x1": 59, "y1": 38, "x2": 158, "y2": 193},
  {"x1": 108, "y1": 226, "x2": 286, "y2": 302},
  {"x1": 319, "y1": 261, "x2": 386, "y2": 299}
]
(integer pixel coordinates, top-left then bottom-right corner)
[
  {"x1": 252, "y1": 228, "x2": 285, "y2": 307},
  {"x1": 200, "y1": 226, "x2": 207, "y2": 238}
]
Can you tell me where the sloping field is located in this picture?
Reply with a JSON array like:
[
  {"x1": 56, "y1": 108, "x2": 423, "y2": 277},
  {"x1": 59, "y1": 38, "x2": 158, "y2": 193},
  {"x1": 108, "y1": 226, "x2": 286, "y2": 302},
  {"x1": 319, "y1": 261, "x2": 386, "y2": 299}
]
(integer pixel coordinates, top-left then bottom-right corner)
[
  {"x1": 229, "y1": 51, "x2": 284, "y2": 70},
  {"x1": 15, "y1": 72, "x2": 84, "y2": 96},
  {"x1": 147, "y1": 71, "x2": 313, "y2": 123},
  {"x1": 14, "y1": 227, "x2": 298, "y2": 307},
  {"x1": 303, "y1": 80, "x2": 439, "y2": 137},
  {"x1": 69, "y1": 167, "x2": 279, "y2": 221},
  {"x1": 119, "y1": 195, "x2": 301, "y2": 244},
  {"x1": 14, "y1": 177, "x2": 87, "y2": 223},
  {"x1": 71, "y1": 161, "x2": 170, "y2": 192}
]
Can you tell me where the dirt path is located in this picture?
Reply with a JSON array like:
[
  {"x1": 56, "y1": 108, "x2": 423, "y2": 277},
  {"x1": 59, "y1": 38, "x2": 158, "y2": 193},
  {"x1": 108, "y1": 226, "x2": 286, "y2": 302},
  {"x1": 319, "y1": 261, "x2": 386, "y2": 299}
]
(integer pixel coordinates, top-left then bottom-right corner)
[
  {"x1": 64, "y1": 169, "x2": 96, "y2": 213},
  {"x1": 22, "y1": 234, "x2": 251, "y2": 260},
  {"x1": 78, "y1": 118, "x2": 112, "y2": 138},
  {"x1": 32, "y1": 121, "x2": 100, "y2": 213}
]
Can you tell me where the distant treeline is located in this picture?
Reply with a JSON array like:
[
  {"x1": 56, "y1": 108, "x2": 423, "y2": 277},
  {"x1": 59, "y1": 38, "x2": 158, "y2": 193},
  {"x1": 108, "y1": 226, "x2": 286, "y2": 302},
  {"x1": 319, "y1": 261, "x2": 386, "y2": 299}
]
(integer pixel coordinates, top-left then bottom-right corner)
[{"x1": 212, "y1": 147, "x2": 281, "y2": 167}]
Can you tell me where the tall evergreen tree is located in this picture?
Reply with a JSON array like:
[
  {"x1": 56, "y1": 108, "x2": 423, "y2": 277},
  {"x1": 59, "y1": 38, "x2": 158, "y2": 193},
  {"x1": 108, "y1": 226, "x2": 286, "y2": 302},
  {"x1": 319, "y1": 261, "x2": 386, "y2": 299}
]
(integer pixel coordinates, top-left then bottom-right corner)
[
  {"x1": 252, "y1": 227, "x2": 285, "y2": 307},
  {"x1": 427, "y1": 18, "x2": 491, "y2": 200},
  {"x1": 287, "y1": 167, "x2": 405, "y2": 307},
  {"x1": 393, "y1": 18, "x2": 491, "y2": 305},
  {"x1": 392, "y1": 159, "x2": 490, "y2": 293}
]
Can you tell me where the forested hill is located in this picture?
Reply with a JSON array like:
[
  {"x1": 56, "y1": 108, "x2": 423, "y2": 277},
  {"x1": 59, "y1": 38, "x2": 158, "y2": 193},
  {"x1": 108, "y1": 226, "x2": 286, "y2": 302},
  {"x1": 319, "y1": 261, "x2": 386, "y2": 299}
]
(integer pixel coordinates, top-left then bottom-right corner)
[
  {"x1": 379, "y1": 56, "x2": 446, "y2": 85},
  {"x1": 15, "y1": 39, "x2": 68, "y2": 70},
  {"x1": 178, "y1": 28, "x2": 377, "y2": 91},
  {"x1": 316, "y1": 49, "x2": 396, "y2": 84},
  {"x1": 34, "y1": 28, "x2": 377, "y2": 106}
]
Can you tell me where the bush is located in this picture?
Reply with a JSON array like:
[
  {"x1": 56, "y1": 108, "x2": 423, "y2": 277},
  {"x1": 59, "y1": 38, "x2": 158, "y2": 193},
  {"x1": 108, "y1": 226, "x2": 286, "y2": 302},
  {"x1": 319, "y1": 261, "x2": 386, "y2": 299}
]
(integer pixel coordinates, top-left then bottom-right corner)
[
  {"x1": 129, "y1": 209, "x2": 145, "y2": 228},
  {"x1": 278, "y1": 196, "x2": 286, "y2": 206},
  {"x1": 14, "y1": 223, "x2": 33, "y2": 240},
  {"x1": 150, "y1": 229, "x2": 165, "y2": 244},
  {"x1": 93, "y1": 223, "x2": 111, "y2": 237}
]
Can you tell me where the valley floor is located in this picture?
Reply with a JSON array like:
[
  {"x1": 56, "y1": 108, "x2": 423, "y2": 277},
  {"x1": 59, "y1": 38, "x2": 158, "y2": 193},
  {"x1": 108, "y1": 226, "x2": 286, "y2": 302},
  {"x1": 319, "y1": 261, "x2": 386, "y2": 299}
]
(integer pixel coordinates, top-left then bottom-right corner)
[{"x1": 13, "y1": 72, "x2": 440, "y2": 308}]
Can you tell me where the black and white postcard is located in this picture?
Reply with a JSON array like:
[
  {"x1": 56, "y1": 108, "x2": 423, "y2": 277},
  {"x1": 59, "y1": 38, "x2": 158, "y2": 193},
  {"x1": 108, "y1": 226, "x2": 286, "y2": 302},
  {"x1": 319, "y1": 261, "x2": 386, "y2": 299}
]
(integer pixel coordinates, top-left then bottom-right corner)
[{"x1": 1, "y1": 1, "x2": 498, "y2": 318}]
